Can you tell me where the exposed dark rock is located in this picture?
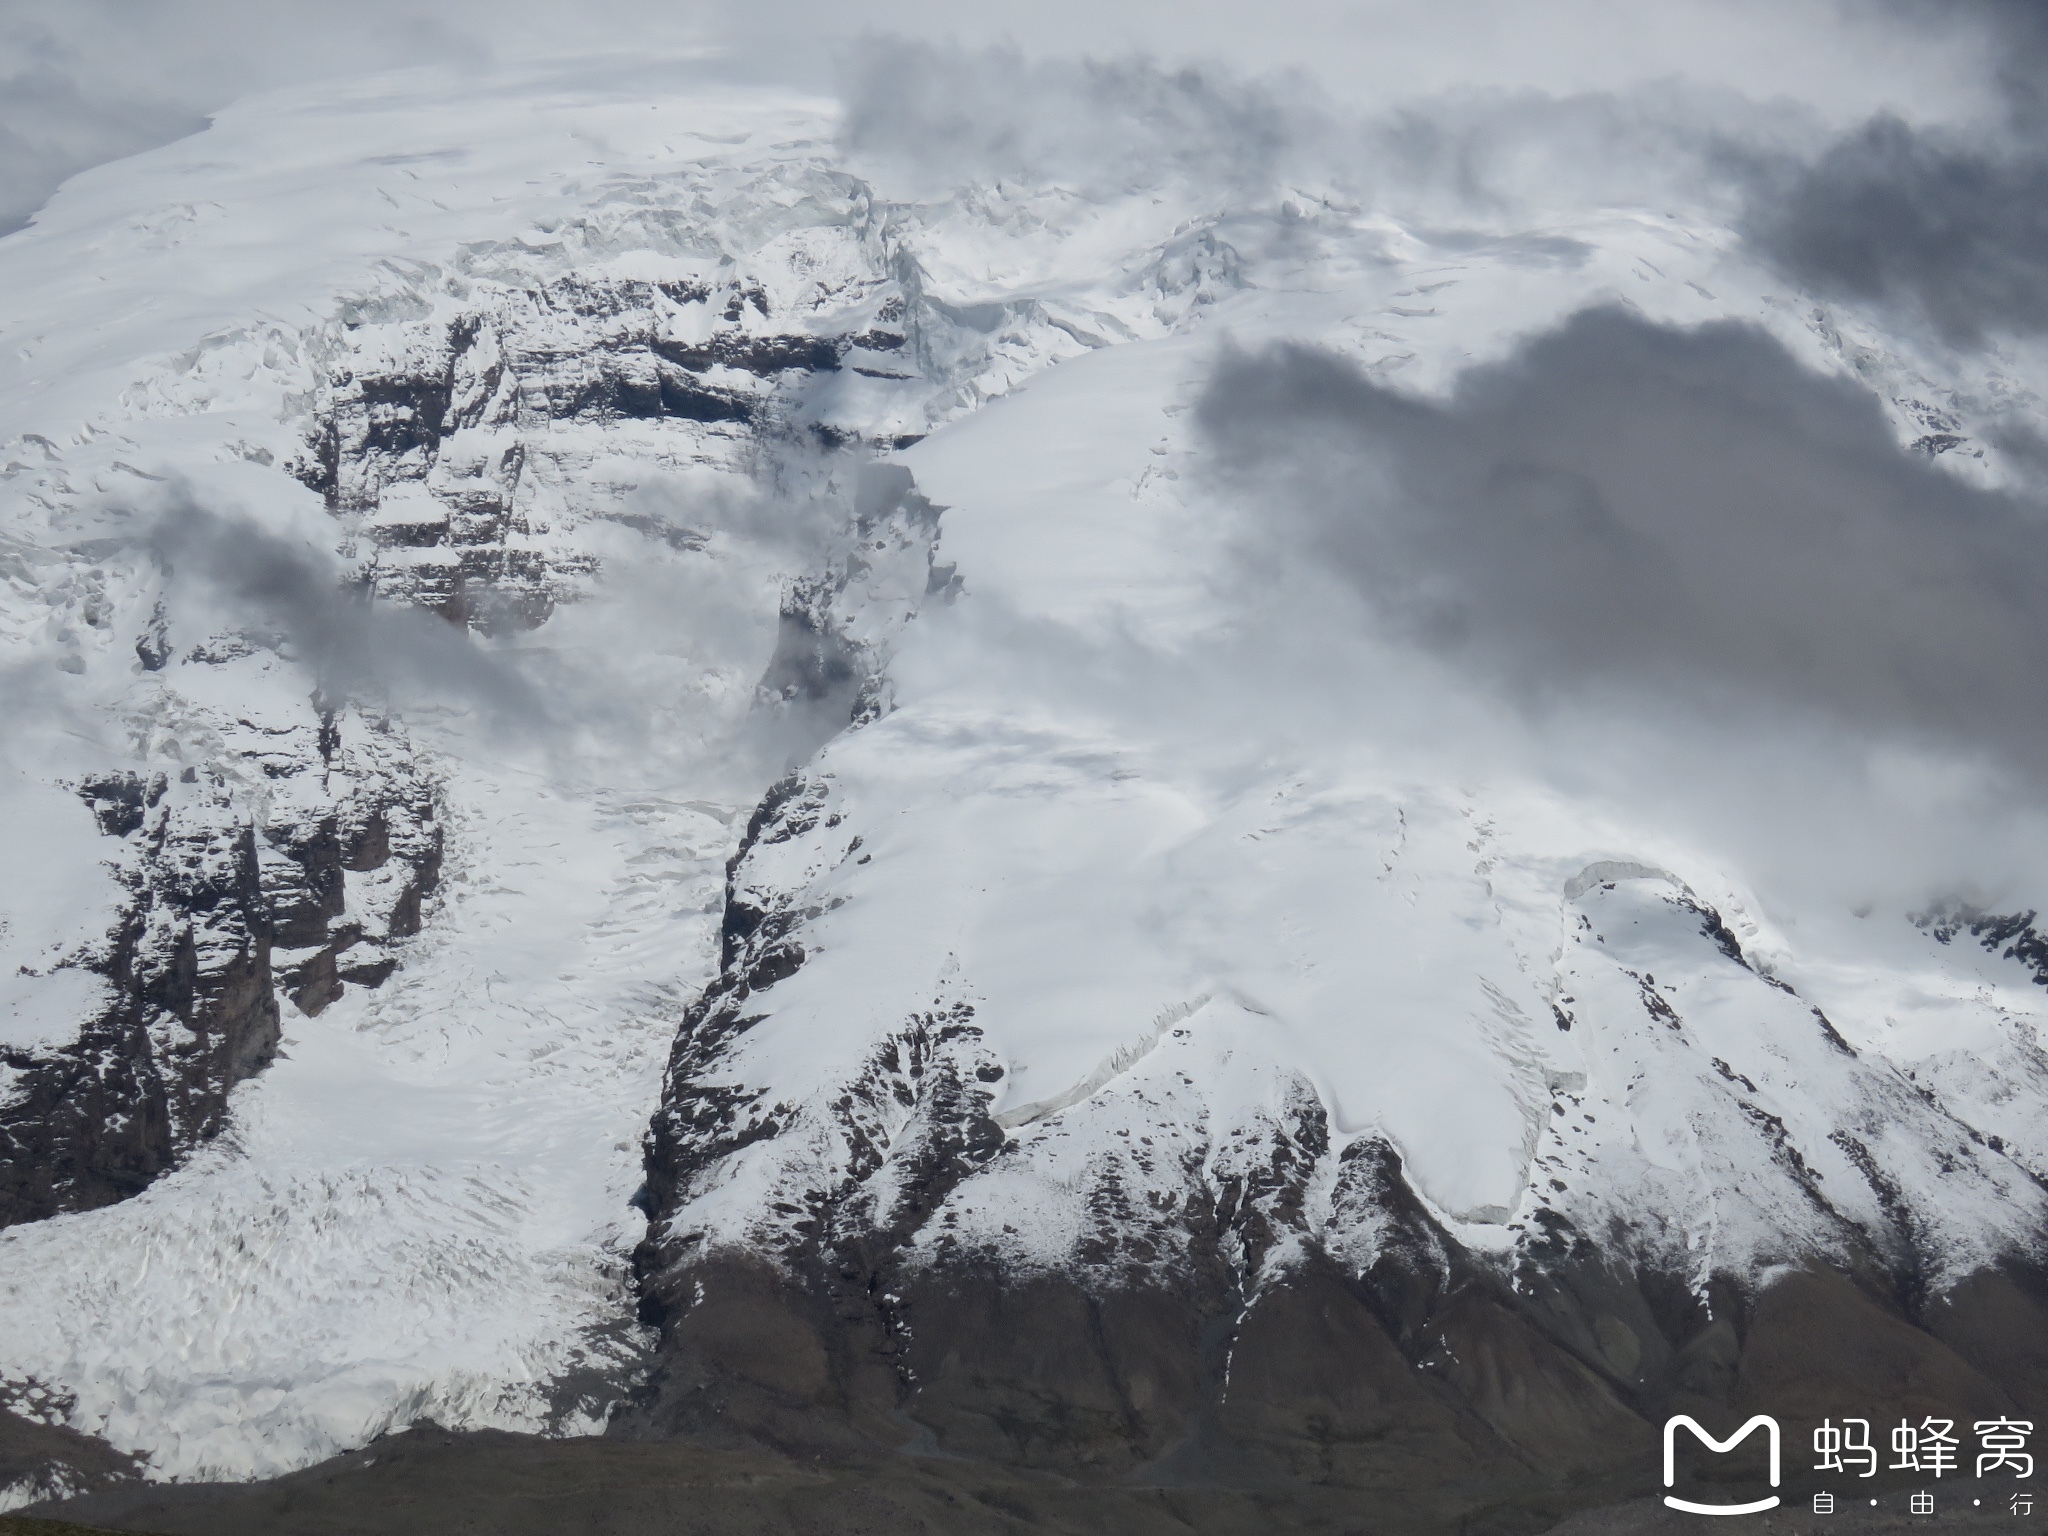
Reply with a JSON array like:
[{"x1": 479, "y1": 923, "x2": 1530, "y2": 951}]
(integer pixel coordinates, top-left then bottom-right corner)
[
  {"x1": 758, "y1": 577, "x2": 862, "y2": 716},
  {"x1": 0, "y1": 773, "x2": 277, "y2": 1228},
  {"x1": 618, "y1": 770, "x2": 2048, "y2": 1518},
  {"x1": 277, "y1": 944, "x2": 340, "y2": 1015},
  {"x1": 299, "y1": 273, "x2": 894, "y2": 636},
  {"x1": 1916, "y1": 901, "x2": 2048, "y2": 987},
  {"x1": 0, "y1": 713, "x2": 443, "y2": 1230},
  {"x1": 132, "y1": 603, "x2": 170, "y2": 673},
  {"x1": 1676, "y1": 894, "x2": 1748, "y2": 969},
  {"x1": 651, "y1": 332, "x2": 845, "y2": 377},
  {"x1": 335, "y1": 956, "x2": 397, "y2": 989},
  {"x1": 0, "y1": 1401, "x2": 140, "y2": 1513},
  {"x1": 755, "y1": 464, "x2": 946, "y2": 734},
  {"x1": 263, "y1": 815, "x2": 345, "y2": 950}
]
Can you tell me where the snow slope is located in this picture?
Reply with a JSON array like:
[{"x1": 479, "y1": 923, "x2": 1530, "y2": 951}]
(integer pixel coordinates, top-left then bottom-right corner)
[
  {"x1": 652, "y1": 319, "x2": 2048, "y2": 1292},
  {"x1": 642, "y1": 126, "x2": 2048, "y2": 1348}
]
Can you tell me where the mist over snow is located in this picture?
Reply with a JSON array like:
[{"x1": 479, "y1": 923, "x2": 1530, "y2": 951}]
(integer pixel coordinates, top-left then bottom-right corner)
[
  {"x1": 1196, "y1": 308, "x2": 2048, "y2": 914},
  {"x1": 0, "y1": 0, "x2": 2011, "y2": 234},
  {"x1": 819, "y1": 14, "x2": 2048, "y2": 922}
]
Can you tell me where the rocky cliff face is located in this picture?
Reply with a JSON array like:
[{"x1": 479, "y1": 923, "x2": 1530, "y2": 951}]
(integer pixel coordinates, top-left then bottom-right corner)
[
  {"x1": 0, "y1": 704, "x2": 440, "y2": 1228},
  {"x1": 287, "y1": 271, "x2": 926, "y2": 633}
]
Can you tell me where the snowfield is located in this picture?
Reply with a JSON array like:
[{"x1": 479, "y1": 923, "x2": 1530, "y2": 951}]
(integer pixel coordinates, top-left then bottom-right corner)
[{"x1": 2, "y1": 50, "x2": 2048, "y2": 1489}]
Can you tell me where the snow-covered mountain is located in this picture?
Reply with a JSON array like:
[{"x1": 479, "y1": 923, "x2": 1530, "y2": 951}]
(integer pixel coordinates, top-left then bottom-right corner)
[{"x1": 3, "y1": 49, "x2": 2048, "y2": 1522}]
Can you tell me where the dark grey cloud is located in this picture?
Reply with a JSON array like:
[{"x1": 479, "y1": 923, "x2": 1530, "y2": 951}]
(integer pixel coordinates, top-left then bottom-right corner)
[
  {"x1": 1734, "y1": 3, "x2": 2048, "y2": 347},
  {"x1": 1739, "y1": 114, "x2": 2048, "y2": 347},
  {"x1": 1199, "y1": 306, "x2": 2048, "y2": 771},
  {"x1": 149, "y1": 498, "x2": 546, "y2": 728},
  {"x1": 1883, "y1": 0, "x2": 2048, "y2": 119},
  {"x1": 836, "y1": 40, "x2": 1812, "y2": 231}
]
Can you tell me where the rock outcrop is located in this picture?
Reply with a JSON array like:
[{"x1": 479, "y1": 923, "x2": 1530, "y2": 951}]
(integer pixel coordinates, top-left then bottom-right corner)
[{"x1": 0, "y1": 706, "x2": 440, "y2": 1228}]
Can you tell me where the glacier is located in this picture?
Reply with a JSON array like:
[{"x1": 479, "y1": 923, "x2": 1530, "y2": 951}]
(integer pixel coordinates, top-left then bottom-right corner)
[{"x1": 0, "y1": 45, "x2": 2045, "y2": 1514}]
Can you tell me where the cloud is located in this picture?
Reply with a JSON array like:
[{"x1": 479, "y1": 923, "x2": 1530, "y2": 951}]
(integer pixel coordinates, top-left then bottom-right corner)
[
  {"x1": 138, "y1": 450, "x2": 891, "y2": 796},
  {"x1": 817, "y1": 12, "x2": 2048, "y2": 365},
  {"x1": 0, "y1": 1, "x2": 2007, "y2": 238},
  {"x1": 1724, "y1": 2, "x2": 2048, "y2": 348},
  {"x1": 1197, "y1": 306, "x2": 2048, "y2": 779},
  {"x1": 833, "y1": 42, "x2": 1765, "y2": 227},
  {"x1": 1738, "y1": 114, "x2": 2048, "y2": 347},
  {"x1": 1892, "y1": 0, "x2": 2048, "y2": 119},
  {"x1": 148, "y1": 495, "x2": 548, "y2": 730},
  {"x1": 838, "y1": 39, "x2": 1328, "y2": 201}
]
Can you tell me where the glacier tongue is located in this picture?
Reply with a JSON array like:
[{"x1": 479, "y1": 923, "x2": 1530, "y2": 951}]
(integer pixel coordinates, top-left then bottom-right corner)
[{"x1": 0, "y1": 765, "x2": 732, "y2": 1479}]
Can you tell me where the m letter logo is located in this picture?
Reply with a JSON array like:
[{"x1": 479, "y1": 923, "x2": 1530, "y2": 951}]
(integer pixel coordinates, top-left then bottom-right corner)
[{"x1": 1663, "y1": 1415, "x2": 1782, "y2": 1515}]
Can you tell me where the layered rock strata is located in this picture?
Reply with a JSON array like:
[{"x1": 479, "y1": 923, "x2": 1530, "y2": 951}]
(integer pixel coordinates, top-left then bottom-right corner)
[{"x1": 0, "y1": 706, "x2": 439, "y2": 1228}]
